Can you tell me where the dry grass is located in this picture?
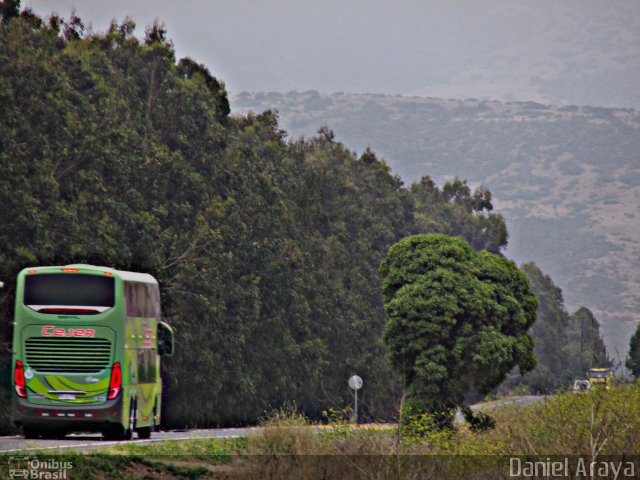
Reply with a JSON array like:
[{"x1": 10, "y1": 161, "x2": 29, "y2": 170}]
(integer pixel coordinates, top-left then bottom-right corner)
[{"x1": 240, "y1": 384, "x2": 640, "y2": 478}]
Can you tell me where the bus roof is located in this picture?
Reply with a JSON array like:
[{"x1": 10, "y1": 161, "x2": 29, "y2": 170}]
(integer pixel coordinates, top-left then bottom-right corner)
[
  {"x1": 117, "y1": 271, "x2": 158, "y2": 285},
  {"x1": 20, "y1": 264, "x2": 159, "y2": 285}
]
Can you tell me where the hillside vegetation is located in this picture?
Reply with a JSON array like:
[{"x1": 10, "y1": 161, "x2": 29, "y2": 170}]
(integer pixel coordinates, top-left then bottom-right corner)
[
  {"x1": 0, "y1": 6, "x2": 612, "y2": 434},
  {"x1": 502, "y1": 263, "x2": 612, "y2": 394},
  {"x1": 232, "y1": 91, "x2": 640, "y2": 356},
  {"x1": 0, "y1": 8, "x2": 510, "y2": 431}
]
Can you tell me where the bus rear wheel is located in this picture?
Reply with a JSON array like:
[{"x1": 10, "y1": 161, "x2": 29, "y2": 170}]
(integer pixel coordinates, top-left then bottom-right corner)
[
  {"x1": 137, "y1": 426, "x2": 151, "y2": 439},
  {"x1": 41, "y1": 429, "x2": 67, "y2": 439},
  {"x1": 103, "y1": 401, "x2": 135, "y2": 441},
  {"x1": 23, "y1": 426, "x2": 38, "y2": 439},
  {"x1": 102, "y1": 424, "x2": 128, "y2": 441}
]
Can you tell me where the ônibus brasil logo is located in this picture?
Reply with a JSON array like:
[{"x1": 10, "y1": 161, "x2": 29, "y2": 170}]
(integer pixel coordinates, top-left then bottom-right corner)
[
  {"x1": 41, "y1": 326, "x2": 95, "y2": 337},
  {"x1": 9, "y1": 456, "x2": 73, "y2": 479}
]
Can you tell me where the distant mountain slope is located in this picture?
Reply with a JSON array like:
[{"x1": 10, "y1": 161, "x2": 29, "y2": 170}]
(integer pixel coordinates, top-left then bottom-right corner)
[{"x1": 231, "y1": 91, "x2": 640, "y2": 358}]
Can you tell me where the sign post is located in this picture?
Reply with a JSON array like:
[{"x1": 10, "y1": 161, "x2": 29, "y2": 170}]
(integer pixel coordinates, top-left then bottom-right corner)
[{"x1": 348, "y1": 375, "x2": 363, "y2": 424}]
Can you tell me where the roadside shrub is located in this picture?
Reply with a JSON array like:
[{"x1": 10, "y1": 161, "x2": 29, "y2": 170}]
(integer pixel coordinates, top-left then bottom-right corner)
[{"x1": 461, "y1": 407, "x2": 496, "y2": 432}]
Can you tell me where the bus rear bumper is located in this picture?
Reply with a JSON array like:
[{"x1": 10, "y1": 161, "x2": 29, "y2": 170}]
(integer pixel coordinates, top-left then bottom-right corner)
[{"x1": 13, "y1": 396, "x2": 123, "y2": 432}]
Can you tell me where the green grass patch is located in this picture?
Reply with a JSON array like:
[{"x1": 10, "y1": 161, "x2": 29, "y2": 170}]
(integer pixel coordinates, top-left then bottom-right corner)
[
  {"x1": 1, "y1": 438, "x2": 249, "y2": 479},
  {"x1": 98, "y1": 436, "x2": 248, "y2": 463}
]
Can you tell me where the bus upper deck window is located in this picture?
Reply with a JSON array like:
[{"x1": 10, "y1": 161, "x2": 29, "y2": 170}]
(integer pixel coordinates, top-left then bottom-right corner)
[{"x1": 24, "y1": 274, "x2": 115, "y2": 315}]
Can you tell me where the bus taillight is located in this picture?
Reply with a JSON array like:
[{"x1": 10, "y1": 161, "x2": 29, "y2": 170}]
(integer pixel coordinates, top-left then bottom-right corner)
[
  {"x1": 14, "y1": 360, "x2": 26, "y2": 398},
  {"x1": 108, "y1": 362, "x2": 122, "y2": 400}
]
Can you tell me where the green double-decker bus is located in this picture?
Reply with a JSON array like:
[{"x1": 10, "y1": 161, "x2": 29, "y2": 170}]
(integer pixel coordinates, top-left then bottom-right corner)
[{"x1": 11, "y1": 264, "x2": 174, "y2": 440}]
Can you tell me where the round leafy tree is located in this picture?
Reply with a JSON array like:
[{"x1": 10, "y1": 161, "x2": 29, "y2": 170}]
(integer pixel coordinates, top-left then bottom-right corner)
[{"x1": 380, "y1": 234, "x2": 537, "y2": 424}]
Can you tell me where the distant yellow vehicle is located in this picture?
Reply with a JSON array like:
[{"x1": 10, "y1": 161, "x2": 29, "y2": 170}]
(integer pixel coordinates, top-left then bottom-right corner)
[{"x1": 587, "y1": 368, "x2": 614, "y2": 390}]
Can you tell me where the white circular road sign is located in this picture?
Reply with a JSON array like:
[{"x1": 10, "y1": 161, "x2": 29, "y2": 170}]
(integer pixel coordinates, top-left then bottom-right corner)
[{"x1": 348, "y1": 375, "x2": 363, "y2": 390}]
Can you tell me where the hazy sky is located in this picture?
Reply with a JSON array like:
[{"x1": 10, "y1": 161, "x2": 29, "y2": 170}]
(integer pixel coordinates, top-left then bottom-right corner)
[{"x1": 26, "y1": 0, "x2": 640, "y2": 108}]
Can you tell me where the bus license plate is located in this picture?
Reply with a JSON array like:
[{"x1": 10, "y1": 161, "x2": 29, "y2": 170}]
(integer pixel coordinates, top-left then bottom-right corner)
[{"x1": 58, "y1": 394, "x2": 76, "y2": 400}]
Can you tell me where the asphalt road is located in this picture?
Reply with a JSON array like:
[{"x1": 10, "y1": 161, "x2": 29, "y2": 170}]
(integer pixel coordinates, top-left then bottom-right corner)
[
  {"x1": 0, "y1": 428, "x2": 255, "y2": 454},
  {"x1": 472, "y1": 395, "x2": 549, "y2": 409}
]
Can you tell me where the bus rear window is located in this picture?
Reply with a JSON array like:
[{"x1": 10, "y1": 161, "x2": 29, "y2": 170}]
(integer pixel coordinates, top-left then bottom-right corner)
[{"x1": 24, "y1": 274, "x2": 115, "y2": 314}]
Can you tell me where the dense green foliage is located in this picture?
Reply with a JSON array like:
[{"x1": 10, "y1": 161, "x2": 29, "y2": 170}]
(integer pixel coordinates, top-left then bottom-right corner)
[
  {"x1": 379, "y1": 234, "x2": 537, "y2": 423},
  {"x1": 501, "y1": 263, "x2": 611, "y2": 393},
  {"x1": 0, "y1": 8, "x2": 511, "y2": 432},
  {"x1": 235, "y1": 91, "x2": 640, "y2": 356},
  {"x1": 626, "y1": 323, "x2": 640, "y2": 378}
]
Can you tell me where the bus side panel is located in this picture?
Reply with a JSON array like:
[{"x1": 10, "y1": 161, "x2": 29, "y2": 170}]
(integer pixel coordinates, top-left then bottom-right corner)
[
  {"x1": 124, "y1": 314, "x2": 159, "y2": 429},
  {"x1": 138, "y1": 319, "x2": 159, "y2": 428}
]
